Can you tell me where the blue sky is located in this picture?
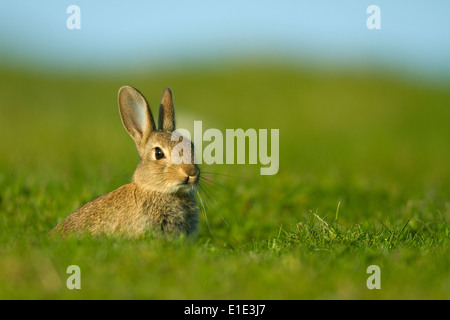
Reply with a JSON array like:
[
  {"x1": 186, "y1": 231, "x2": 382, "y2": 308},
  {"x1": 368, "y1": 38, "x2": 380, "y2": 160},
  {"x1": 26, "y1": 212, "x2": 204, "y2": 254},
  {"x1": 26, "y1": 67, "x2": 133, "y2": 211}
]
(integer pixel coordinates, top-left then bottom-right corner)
[{"x1": 1, "y1": 1, "x2": 449, "y2": 78}]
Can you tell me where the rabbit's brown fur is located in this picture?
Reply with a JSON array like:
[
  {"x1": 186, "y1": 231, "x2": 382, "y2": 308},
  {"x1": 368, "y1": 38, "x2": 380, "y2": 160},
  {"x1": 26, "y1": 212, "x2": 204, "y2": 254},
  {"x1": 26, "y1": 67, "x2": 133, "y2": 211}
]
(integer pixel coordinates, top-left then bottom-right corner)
[{"x1": 50, "y1": 86, "x2": 199, "y2": 238}]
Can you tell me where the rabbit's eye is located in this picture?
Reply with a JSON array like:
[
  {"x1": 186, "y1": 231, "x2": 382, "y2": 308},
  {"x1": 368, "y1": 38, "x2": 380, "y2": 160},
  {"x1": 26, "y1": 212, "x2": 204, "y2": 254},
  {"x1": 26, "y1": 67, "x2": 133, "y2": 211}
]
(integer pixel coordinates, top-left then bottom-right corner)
[{"x1": 154, "y1": 147, "x2": 165, "y2": 160}]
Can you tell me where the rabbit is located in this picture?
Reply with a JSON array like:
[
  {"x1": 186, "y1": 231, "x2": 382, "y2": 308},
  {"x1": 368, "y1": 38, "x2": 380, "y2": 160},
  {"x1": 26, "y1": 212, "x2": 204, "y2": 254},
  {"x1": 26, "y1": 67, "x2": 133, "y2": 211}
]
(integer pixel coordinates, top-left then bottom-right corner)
[{"x1": 50, "y1": 86, "x2": 200, "y2": 238}]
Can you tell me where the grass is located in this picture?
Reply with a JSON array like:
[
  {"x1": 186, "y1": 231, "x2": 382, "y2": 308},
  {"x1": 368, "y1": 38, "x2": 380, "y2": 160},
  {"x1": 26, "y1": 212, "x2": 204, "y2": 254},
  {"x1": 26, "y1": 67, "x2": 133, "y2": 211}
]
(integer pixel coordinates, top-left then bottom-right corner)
[{"x1": 0, "y1": 62, "x2": 449, "y2": 299}]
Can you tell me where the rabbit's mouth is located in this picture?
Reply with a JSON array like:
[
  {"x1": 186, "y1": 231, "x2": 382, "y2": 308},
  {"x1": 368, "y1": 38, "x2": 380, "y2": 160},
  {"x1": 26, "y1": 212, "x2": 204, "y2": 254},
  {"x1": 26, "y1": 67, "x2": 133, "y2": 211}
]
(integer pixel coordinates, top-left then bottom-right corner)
[
  {"x1": 183, "y1": 174, "x2": 199, "y2": 185},
  {"x1": 180, "y1": 176, "x2": 199, "y2": 189},
  {"x1": 173, "y1": 174, "x2": 199, "y2": 193}
]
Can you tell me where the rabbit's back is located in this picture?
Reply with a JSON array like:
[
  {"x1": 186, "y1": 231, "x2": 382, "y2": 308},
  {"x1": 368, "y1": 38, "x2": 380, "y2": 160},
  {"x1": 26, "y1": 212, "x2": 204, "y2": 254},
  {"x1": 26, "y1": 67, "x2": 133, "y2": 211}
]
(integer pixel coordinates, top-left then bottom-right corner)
[{"x1": 52, "y1": 183, "x2": 198, "y2": 237}]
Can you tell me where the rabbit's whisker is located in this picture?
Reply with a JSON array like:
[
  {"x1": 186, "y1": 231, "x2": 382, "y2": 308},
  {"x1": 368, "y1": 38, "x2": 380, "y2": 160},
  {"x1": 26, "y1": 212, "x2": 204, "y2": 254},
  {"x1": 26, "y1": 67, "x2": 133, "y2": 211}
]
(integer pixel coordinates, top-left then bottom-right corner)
[
  {"x1": 196, "y1": 189, "x2": 216, "y2": 239},
  {"x1": 198, "y1": 182, "x2": 230, "y2": 228}
]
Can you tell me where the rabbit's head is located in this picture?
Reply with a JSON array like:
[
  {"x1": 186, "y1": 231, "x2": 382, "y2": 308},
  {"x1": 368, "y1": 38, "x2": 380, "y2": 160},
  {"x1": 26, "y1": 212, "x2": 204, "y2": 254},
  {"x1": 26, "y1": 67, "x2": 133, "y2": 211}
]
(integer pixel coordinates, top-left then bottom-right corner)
[{"x1": 118, "y1": 86, "x2": 199, "y2": 194}]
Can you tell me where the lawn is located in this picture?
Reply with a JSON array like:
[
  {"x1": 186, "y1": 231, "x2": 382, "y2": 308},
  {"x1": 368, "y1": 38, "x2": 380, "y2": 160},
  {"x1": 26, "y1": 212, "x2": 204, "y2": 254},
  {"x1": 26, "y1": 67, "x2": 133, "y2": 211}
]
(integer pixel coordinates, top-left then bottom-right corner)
[{"x1": 0, "y1": 63, "x2": 448, "y2": 299}]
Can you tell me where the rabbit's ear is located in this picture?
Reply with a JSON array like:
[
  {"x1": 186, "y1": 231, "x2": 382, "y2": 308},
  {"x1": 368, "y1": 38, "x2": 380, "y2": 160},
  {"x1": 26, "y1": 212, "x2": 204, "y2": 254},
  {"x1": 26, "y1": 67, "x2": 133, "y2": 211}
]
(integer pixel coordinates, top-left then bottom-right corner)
[
  {"x1": 118, "y1": 86, "x2": 156, "y2": 157},
  {"x1": 158, "y1": 87, "x2": 175, "y2": 131}
]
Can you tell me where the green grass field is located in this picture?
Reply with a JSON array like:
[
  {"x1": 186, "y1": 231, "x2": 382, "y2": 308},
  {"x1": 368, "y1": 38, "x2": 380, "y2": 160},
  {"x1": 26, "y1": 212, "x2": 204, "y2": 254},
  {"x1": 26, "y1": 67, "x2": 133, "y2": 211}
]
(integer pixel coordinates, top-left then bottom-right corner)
[{"x1": 0, "y1": 63, "x2": 449, "y2": 299}]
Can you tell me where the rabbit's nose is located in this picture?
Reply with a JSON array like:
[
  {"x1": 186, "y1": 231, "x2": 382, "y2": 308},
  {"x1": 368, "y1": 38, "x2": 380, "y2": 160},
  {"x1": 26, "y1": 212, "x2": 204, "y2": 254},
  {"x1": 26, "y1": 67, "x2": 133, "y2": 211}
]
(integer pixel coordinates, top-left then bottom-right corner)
[{"x1": 181, "y1": 164, "x2": 199, "y2": 177}]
